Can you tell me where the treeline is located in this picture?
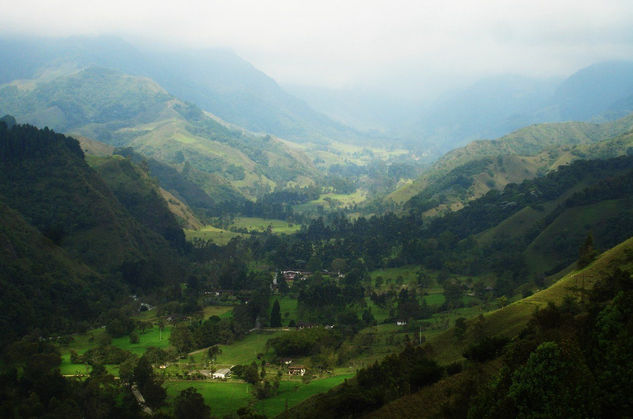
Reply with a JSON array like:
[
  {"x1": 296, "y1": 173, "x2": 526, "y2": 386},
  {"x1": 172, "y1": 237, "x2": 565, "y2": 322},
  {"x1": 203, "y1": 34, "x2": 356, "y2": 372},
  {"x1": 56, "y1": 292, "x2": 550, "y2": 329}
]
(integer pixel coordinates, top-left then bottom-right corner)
[{"x1": 229, "y1": 155, "x2": 633, "y2": 297}]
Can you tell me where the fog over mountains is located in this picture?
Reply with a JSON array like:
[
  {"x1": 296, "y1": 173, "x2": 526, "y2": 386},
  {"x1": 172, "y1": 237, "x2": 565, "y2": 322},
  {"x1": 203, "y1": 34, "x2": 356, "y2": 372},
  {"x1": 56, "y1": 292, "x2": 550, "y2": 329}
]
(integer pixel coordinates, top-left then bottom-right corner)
[{"x1": 3, "y1": 35, "x2": 633, "y2": 159}]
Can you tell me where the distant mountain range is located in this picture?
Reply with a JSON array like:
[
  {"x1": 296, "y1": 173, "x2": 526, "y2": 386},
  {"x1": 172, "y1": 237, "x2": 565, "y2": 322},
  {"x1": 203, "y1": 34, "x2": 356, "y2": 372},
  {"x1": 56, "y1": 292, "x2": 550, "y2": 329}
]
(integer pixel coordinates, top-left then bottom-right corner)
[
  {"x1": 291, "y1": 61, "x2": 633, "y2": 156},
  {"x1": 0, "y1": 35, "x2": 363, "y2": 144},
  {"x1": 0, "y1": 65, "x2": 320, "y2": 204}
]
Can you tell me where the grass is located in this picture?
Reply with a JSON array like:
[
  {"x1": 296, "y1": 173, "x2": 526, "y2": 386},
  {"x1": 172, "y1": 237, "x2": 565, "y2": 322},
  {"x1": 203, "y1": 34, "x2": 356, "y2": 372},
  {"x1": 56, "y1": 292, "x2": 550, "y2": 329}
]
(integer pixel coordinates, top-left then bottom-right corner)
[
  {"x1": 294, "y1": 190, "x2": 368, "y2": 213},
  {"x1": 275, "y1": 296, "x2": 300, "y2": 326},
  {"x1": 254, "y1": 375, "x2": 354, "y2": 417},
  {"x1": 185, "y1": 225, "x2": 247, "y2": 246},
  {"x1": 428, "y1": 235, "x2": 633, "y2": 364},
  {"x1": 58, "y1": 325, "x2": 172, "y2": 375},
  {"x1": 214, "y1": 331, "x2": 288, "y2": 367},
  {"x1": 165, "y1": 381, "x2": 252, "y2": 418},
  {"x1": 203, "y1": 305, "x2": 234, "y2": 319},
  {"x1": 229, "y1": 217, "x2": 302, "y2": 234}
]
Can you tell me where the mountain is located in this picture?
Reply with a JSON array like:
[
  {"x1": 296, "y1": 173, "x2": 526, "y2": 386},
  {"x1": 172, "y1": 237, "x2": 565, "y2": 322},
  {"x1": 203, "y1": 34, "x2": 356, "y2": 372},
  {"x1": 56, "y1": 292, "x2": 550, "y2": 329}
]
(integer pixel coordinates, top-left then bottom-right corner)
[
  {"x1": 395, "y1": 61, "x2": 633, "y2": 155},
  {"x1": 553, "y1": 61, "x2": 633, "y2": 121},
  {"x1": 0, "y1": 66, "x2": 320, "y2": 201},
  {"x1": 411, "y1": 75, "x2": 561, "y2": 152},
  {"x1": 87, "y1": 154, "x2": 188, "y2": 251},
  {"x1": 0, "y1": 119, "x2": 199, "y2": 345},
  {"x1": 0, "y1": 200, "x2": 100, "y2": 346},
  {"x1": 389, "y1": 112, "x2": 633, "y2": 211},
  {"x1": 0, "y1": 120, "x2": 183, "y2": 286},
  {"x1": 0, "y1": 35, "x2": 363, "y2": 144},
  {"x1": 420, "y1": 155, "x2": 633, "y2": 278}
]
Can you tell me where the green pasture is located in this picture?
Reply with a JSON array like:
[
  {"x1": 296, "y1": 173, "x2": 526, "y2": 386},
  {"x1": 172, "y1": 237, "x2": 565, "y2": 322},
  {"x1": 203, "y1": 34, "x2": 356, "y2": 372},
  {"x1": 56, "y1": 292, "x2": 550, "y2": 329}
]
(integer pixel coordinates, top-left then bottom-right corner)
[
  {"x1": 275, "y1": 296, "x2": 299, "y2": 325},
  {"x1": 185, "y1": 225, "x2": 247, "y2": 246},
  {"x1": 203, "y1": 305, "x2": 234, "y2": 319},
  {"x1": 254, "y1": 375, "x2": 354, "y2": 417},
  {"x1": 59, "y1": 325, "x2": 172, "y2": 375},
  {"x1": 229, "y1": 217, "x2": 301, "y2": 234},
  {"x1": 214, "y1": 331, "x2": 288, "y2": 367},
  {"x1": 165, "y1": 381, "x2": 252, "y2": 418}
]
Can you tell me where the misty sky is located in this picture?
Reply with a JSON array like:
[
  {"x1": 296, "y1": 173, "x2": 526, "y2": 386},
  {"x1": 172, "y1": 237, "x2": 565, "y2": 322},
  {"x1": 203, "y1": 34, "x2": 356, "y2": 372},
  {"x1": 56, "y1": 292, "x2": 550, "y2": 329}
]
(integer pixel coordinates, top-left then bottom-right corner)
[{"x1": 2, "y1": 0, "x2": 633, "y2": 95}]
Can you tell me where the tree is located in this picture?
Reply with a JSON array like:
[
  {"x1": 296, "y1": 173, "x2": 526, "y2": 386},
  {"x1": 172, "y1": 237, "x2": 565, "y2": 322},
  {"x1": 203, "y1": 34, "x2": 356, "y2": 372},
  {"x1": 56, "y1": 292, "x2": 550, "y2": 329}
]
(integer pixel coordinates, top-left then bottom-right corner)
[
  {"x1": 454, "y1": 317, "x2": 467, "y2": 340},
  {"x1": 331, "y1": 258, "x2": 347, "y2": 274},
  {"x1": 207, "y1": 345, "x2": 222, "y2": 360},
  {"x1": 270, "y1": 300, "x2": 282, "y2": 328},
  {"x1": 577, "y1": 233, "x2": 597, "y2": 269},
  {"x1": 443, "y1": 280, "x2": 462, "y2": 309},
  {"x1": 174, "y1": 387, "x2": 211, "y2": 419},
  {"x1": 508, "y1": 341, "x2": 598, "y2": 417},
  {"x1": 170, "y1": 324, "x2": 195, "y2": 354}
]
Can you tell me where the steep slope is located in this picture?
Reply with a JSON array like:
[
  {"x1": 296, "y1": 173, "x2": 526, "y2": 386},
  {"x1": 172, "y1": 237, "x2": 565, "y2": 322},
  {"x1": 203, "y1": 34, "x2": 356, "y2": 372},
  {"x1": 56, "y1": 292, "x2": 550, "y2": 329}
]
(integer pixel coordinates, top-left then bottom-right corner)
[
  {"x1": 87, "y1": 154, "x2": 188, "y2": 251},
  {"x1": 420, "y1": 156, "x2": 633, "y2": 279},
  {"x1": 389, "y1": 112, "x2": 633, "y2": 209},
  {"x1": 0, "y1": 121, "x2": 181, "y2": 287},
  {"x1": 0, "y1": 200, "x2": 103, "y2": 346},
  {"x1": 0, "y1": 66, "x2": 320, "y2": 200}
]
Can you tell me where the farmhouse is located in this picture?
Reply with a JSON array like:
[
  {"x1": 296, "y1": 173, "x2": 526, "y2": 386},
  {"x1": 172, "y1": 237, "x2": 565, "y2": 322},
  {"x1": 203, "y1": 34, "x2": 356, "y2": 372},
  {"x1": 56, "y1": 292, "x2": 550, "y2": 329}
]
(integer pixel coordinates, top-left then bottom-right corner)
[
  {"x1": 213, "y1": 368, "x2": 231, "y2": 379},
  {"x1": 288, "y1": 365, "x2": 307, "y2": 376}
]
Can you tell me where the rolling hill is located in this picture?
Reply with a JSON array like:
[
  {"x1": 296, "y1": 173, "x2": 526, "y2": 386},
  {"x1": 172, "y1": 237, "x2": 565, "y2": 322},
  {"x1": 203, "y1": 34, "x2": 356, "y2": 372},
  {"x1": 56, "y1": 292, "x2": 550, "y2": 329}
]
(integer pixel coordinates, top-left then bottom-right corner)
[
  {"x1": 0, "y1": 66, "x2": 321, "y2": 202},
  {"x1": 389, "y1": 112, "x2": 633, "y2": 214},
  {"x1": 0, "y1": 35, "x2": 364, "y2": 145}
]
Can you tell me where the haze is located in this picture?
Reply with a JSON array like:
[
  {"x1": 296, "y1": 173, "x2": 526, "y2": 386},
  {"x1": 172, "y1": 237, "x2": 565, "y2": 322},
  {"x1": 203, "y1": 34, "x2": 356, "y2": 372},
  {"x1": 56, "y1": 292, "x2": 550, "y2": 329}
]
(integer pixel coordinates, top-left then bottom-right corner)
[{"x1": 2, "y1": 0, "x2": 633, "y2": 97}]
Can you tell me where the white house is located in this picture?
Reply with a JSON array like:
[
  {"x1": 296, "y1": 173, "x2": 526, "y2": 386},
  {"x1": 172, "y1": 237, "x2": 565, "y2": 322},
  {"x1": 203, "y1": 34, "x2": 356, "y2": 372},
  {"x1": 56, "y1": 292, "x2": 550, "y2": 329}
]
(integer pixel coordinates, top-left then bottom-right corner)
[{"x1": 213, "y1": 368, "x2": 232, "y2": 379}]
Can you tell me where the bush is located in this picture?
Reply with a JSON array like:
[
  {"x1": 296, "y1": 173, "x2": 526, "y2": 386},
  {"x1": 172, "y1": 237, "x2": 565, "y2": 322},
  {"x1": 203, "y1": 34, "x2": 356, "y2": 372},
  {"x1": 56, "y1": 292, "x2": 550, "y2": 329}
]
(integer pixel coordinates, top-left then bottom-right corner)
[{"x1": 463, "y1": 336, "x2": 510, "y2": 362}]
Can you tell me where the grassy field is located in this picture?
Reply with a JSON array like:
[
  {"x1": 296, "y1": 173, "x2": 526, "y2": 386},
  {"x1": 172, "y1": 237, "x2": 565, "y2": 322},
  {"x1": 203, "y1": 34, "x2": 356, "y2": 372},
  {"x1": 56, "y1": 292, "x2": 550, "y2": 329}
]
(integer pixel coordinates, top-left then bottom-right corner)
[
  {"x1": 294, "y1": 190, "x2": 368, "y2": 213},
  {"x1": 185, "y1": 225, "x2": 247, "y2": 245},
  {"x1": 275, "y1": 296, "x2": 300, "y2": 326},
  {"x1": 165, "y1": 381, "x2": 252, "y2": 418},
  {"x1": 254, "y1": 375, "x2": 354, "y2": 417},
  {"x1": 229, "y1": 217, "x2": 302, "y2": 234},
  {"x1": 58, "y1": 325, "x2": 172, "y2": 375},
  {"x1": 214, "y1": 331, "x2": 288, "y2": 367},
  {"x1": 203, "y1": 305, "x2": 234, "y2": 319}
]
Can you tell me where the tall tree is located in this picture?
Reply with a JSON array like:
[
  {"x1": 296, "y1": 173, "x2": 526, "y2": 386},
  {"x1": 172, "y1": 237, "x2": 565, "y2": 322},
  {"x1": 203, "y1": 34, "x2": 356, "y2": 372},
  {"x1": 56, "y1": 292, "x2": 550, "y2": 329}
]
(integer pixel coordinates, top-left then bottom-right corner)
[
  {"x1": 578, "y1": 233, "x2": 597, "y2": 268},
  {"x1": 270, "y1": 300, "x2": 282, "y2": 328}
]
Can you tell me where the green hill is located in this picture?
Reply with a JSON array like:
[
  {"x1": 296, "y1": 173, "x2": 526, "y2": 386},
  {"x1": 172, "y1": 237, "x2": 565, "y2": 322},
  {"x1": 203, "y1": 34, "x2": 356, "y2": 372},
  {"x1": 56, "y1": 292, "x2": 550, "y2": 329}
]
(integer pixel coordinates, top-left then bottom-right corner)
[
  {"x1": 418, "y1": 156, "x2": 633, "y2": 280},
  {"x1": 87, "y1": 154, "x2": 188, "y2": 251},
  {"x1": 389, "y1": 113, "x2": 633, "y2": 214},
  {"x1": 0, "y1": 66, "x2": 321, "y2": 201},
  {"x1": 0, "y1": 121, "x2": 182, "y2": 287},
  {"x1": 0, "y1": 200, "x2": 102, "y2": 347}
]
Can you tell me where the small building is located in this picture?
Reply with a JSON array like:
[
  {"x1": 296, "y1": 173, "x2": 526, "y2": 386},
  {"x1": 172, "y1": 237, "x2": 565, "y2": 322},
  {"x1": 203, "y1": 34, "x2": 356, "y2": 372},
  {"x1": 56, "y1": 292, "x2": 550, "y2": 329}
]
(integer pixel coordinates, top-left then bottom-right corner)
[
  {"x1": 279, "y1": 358, "x2": 293, "y2": 366},
  {"x1": 396, "y1": 321, "x2": 407, "y2": 326},
  {"x1": 288, "y1": 365, "x2": 307, "y2": 376},
  {"x1": 213, "y1": 368, "x2": 232, "y2": 379}
]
